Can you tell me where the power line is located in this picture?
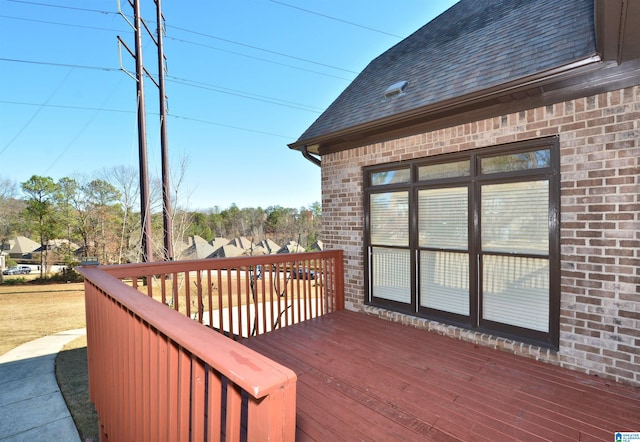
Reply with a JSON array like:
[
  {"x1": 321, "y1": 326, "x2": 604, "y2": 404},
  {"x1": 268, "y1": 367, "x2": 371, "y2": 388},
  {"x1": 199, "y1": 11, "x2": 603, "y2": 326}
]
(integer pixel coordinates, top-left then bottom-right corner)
[
  {"x1": 166, "y1": 36, "x2": 352, "y2": 81},
  {"x1": 170, "y1": 114, "x2": 294, "y2": 140},
  {"x1": 2, "y1": 8, "x2": 357, "y2": 75},
  {"x1": 7, "y1": 0, "x2": 118, "y2": 15},
  {"x1": 0, "y1": 69, "x2": 74, "y2": 156},
  {"x1": 0, "y1": 14, "x2": 354, "y2": 80},
  {"x1": 167, "y1": 25, "x2": 359, "y2": 75},
  {"x1": 0, "y1": 58, "x2": 323, "y2": 112},
  {"x1": 0, "y1": 100, "x2": 132, "y2": 114},
  {"x1": 0, "y1": 14, "x2": 123, "y2": 33},
  {"x1": 268, "y1": 0, "x2": 404, "y2": 39},
  {"x1": 0, "y1": 57, "x2": 120, "y2": 72},
  {"x1": 0, "y1": 100, "x2": 296, "y2": 140},
  {"x1": 166, "y1": 75, "x2": 323, "y2": 113}
]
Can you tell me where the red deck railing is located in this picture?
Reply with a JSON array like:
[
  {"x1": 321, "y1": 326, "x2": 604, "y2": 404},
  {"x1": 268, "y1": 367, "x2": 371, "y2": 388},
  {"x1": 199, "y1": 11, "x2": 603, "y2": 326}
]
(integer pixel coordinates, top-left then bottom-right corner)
[{"x1": 79, "y1": 250, "x2": 344, "y2": 441}]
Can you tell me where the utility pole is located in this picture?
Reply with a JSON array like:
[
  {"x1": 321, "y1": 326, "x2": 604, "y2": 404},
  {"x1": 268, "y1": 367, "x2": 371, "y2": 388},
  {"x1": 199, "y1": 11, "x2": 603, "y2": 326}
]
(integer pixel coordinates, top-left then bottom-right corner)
[
  {"x1": 133, "y1": 0, "x2": 153, "y2": 262},
  {"x1": 118, "y1": 0, "x2": 174, "y2": 262},
  {"x1": 156, "y1": 0, "x2": 174, "y2": 261}
]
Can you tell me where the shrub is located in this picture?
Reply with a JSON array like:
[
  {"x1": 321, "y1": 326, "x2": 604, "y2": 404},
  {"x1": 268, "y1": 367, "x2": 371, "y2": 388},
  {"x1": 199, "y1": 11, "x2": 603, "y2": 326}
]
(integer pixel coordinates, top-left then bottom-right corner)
[{"x1": 1, "y1": 277, "x2": 27, "y2": 285}]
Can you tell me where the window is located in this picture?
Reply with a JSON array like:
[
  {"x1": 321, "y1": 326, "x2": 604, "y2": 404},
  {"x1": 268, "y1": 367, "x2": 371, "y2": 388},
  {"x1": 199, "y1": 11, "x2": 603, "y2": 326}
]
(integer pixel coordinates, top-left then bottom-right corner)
[{"x1": 364, "y1": 138, "x2": 560, "y2": 347}]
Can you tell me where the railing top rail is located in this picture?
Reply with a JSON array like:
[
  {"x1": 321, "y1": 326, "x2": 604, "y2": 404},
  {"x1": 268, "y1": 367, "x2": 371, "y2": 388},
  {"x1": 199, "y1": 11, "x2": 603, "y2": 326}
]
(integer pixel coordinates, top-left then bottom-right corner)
[
  {"x1": 98, "y1": 250, "x2": 343, "y2": 279},
  {"x1": 79, "y1": 265, "x2": 297, "y2": 399}
]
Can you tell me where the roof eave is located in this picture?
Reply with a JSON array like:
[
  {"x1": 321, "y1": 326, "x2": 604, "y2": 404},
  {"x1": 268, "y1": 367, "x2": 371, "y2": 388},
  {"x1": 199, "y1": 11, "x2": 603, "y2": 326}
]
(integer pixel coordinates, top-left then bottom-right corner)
[{"x1": 290, "y1": 55, "x2": 604, "y2": 154}]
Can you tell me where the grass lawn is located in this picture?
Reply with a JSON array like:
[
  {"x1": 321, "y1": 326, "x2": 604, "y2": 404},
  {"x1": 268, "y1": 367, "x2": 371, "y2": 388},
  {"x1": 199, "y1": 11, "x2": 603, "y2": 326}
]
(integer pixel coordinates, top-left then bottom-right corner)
[{"x1": 0, "y1": 278, "x2": 98, "y2": 441}]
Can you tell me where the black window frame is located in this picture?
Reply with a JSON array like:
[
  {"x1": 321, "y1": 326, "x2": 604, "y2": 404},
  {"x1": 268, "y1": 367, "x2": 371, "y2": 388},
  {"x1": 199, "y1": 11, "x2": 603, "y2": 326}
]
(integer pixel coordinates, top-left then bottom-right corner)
[{"x1": 364, "y1": 137, "x2": 560, "y2": 348}]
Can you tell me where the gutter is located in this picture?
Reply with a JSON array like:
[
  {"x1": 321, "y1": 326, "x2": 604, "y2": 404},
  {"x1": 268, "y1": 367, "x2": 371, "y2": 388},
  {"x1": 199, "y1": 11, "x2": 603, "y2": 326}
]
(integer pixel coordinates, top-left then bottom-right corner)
[{"x1": 301, "y1": 145, "x2": 321, "y2": 167}]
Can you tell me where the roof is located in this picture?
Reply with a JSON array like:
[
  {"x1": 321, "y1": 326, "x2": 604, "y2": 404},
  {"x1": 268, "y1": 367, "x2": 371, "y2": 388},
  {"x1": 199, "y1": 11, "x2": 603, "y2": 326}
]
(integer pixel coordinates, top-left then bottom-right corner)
[
  {"x1": 278, "y1": 241, "x2": 305, "y2": 254},
  {"x1": 290, "y1": 0, "x2": 640, "y2": 154},
  {"x1": 257, "y1": 239, "x2": 280, "y2": 254},
  {"x1": 229, "y1": 237, "x2": 253, "y2": 250},
  {"x1": 8, "y1": 236, "x2": 40, "y2": 254},
  {"x1": 209, "y1": 237, "x2": 230, "y2": 251},
  {"x1": 211, "y1": 244, "x2": 245, "y2": 258},
  {"x1": 182, "y1": 241, "x2": 217, "y2": 260}
]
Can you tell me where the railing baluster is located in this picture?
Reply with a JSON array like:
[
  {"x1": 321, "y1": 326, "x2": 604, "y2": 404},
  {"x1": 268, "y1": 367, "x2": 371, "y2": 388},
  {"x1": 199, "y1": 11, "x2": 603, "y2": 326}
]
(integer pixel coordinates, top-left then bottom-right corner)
[
  {"x1": 206, "y1": 365, "x2": 222, "y2": 438},
  {"x1": 225, "y1": 380, "x2": 242, "y2": 441},
  {"x1": 196, "y1": 270, "x2": 203, "y2": 323},
  {"x1": 141, "y1": 323, "x2": 151, "y2": 439},
  {"x1": 295, "y1": 261, "x2": 301, "y2": 324},
  {"x1": 173, "y1": 272, "x2": 179, "y2": 312},
  {"x1": 146, "y1": 275, "x2": 153, "y2": 298},
  {"x1": 167, "y1": 340, "x2": 179, "y2": 441},
  {"x1": 269, "y1": 264, "x2": 275, "y2": 332},
  {"x1": 244, "y1": 267, "x2": 251, "y2": 338},
  {"x1": 185, "y1": 270, "x2": 191, "y2": 319},
  {"x1": 236, "y1": 267, "x2": 242, "y2": 341},
  {"x1": 157, "y1": 335, "x2": 170, "y2": 440},
  {"x1": 177, "y1": 348, "x2": 191, "y2": 442},
  {"x1": 217, "y1": 268, "x2": 224, "y2": 336},
  {"x1": 191, "y1": 359, "x2": 206, "y2": 441},
  {"x1": 260, "y1": 266, "x2": 267, "y2": 335},
  {"x1": 226, "y1": 268, "x2": 233, "y2": 338}
]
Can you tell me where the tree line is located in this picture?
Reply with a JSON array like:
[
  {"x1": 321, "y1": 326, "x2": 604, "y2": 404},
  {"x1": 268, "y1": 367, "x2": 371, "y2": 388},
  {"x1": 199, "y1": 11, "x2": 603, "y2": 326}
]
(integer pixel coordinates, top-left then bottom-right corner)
[{"x1": 0, "y1": 170, "x2": 320, "y2": 275}]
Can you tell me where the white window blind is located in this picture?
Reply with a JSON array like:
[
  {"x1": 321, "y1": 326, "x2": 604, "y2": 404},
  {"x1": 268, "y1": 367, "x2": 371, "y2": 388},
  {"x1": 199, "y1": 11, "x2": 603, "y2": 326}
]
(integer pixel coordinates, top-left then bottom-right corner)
[
  {"x1": 481, "y1": 181, "x2": 549, "y2": 255},
  {"x1": 372, "y1": 247, "x2": 411, "y2": 303},
  {"x1": 418, "y1": 187, "x2": 468, "y2": 249},
  {"x1": 420, "y1": 251, "x2": 469, "y2": 315},
  {"x1": 482, "y1": 256, "x2": 549, "y2": 331},
  {"x1": 370, "y1": 192, "x2": 409, "y2": 247}
]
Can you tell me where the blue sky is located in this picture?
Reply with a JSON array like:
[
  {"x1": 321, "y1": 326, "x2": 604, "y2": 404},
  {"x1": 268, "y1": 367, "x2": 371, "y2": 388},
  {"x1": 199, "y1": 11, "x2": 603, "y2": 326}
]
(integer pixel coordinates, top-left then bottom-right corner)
[{"x1": 0, "y1": 0, "x2": 458, "y2": 211}]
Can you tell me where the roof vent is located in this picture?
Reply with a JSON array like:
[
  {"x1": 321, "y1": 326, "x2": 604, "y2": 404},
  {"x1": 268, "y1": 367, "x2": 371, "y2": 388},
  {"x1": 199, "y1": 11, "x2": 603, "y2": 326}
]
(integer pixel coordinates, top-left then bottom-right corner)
[{"x1": 383, "y1": 80, "x2": 408, "y2": 99}]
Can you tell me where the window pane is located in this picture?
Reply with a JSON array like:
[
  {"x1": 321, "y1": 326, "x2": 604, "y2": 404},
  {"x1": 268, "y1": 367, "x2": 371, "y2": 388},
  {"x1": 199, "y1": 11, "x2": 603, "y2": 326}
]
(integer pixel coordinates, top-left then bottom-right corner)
[
  {"x1": 482, "y1": 255, "x2": 549, "y2": 332},
  {"x1": 418, "y1": 160, "x2": 470, "y2": 180},
  {"x1": 371, "y1": 168, "x2": 410, "y2": 186},
  {"x1": 481, "y1": 149, "x2": 550, "y2": 174},
  {"x1": 481, "y1": 181, "x2": 548, "y2": 255},
  {"x1": 370, "y1": 192, "x2": 409, "y2": 246},
  {"x1": 418, "y1": 187, "x2": 468, "y2": 249},
  {"x1": 372, "y1": 247, "x2": 411, "y2": 303},
  {"x1": 420, "y1": 251, "x2": 469, "y2": 315}
]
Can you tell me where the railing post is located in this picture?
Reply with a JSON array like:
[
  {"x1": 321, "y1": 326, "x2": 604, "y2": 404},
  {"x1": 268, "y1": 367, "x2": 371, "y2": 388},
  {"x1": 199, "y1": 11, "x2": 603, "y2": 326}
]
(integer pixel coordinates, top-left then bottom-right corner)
[
  {"x1": 248, "y1": 381, "x2": 297, "y2": 441},
  {"x1": 334, "y1": 249, "x2": 345, "y2": 310}
]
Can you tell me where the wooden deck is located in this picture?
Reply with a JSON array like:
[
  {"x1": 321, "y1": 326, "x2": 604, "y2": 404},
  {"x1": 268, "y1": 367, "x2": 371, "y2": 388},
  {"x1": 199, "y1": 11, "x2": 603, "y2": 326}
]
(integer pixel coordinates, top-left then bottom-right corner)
[{"x1": 243, "y1": 310, "x2": 640, "y2": 441}]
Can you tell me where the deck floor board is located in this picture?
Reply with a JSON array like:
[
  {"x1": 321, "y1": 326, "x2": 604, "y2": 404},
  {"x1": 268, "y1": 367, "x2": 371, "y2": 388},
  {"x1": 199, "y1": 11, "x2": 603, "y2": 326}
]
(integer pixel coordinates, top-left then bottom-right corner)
[{"x1": 243, "y1": 310, "x2": 640, "y2": 441}]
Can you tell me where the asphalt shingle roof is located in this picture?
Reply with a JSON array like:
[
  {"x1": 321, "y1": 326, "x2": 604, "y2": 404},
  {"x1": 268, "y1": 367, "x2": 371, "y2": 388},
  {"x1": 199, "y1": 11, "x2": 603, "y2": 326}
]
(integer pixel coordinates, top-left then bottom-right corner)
[{"x1": 296, "y1": 0, "x2": 596, "y2": 144}]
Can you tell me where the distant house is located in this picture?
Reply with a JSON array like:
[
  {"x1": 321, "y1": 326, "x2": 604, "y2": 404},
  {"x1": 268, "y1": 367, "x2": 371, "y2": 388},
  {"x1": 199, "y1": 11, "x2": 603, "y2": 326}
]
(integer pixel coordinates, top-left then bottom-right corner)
[
  {"x1": 7, "y1": 236, "x2": 40, "y2": 259},
  {"x1": 257, "y1": 239, "x2": 280, "y2": 255},
  {"x1": 209, "y1": 237, "x2": 230, "y2": 254},
  {"x1": 211, "y1": 244, "x2": 245, "y2": 258},
  {"x1": 182, "y1": 240, "x2": 217, "y2": 261},
  {"x1": 277, "y1": 241, "x2": 305, "y2": 254},
  {"x1": 310, "y1": 240, "x2": 323, "y2": 252},
  {"x1": 289, "y1": 0, "x2": 640, "y2": 385},
  {"x1": 34, "y1": 239, "x2": 80, "y2": 254},
  {"x1": 229, "y1": 236, "x2": 254, "y2": 250}
]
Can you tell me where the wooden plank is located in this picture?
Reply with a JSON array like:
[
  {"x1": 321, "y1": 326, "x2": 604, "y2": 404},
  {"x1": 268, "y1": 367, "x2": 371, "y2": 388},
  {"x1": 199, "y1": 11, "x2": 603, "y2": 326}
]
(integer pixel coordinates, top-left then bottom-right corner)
[{"x1": 244, "y1": 310, "x2": 640, "y2": 441}]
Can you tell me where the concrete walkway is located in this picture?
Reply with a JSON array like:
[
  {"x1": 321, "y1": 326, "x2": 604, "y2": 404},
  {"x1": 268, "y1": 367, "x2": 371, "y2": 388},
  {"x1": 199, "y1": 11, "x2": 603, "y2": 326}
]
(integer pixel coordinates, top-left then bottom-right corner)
[{"x1": 0, "y1": 329, "x2": 86, "y2": 442}]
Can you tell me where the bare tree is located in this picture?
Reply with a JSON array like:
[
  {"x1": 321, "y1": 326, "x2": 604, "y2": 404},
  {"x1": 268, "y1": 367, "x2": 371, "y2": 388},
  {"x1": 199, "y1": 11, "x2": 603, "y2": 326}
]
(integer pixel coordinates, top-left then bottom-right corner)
[
  {"x1": 0, "y1": 176, "x2": 22, "y2": 281},
  {"x1": 167, "y1": 154, "x2": 193, "y2": 260},
  {"x1": 103, "y1": 166, "x2": 140, "y2": 263}
]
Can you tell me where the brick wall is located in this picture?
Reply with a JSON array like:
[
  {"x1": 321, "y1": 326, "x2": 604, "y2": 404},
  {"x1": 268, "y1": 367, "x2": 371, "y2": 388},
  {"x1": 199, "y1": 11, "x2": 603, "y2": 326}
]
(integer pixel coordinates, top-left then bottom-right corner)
[{"x1": 321, "y1": 85, "x2": 639, "y2": 386}]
